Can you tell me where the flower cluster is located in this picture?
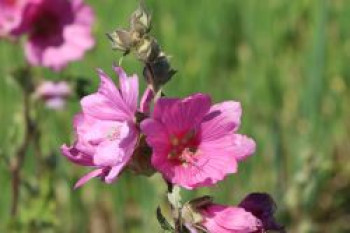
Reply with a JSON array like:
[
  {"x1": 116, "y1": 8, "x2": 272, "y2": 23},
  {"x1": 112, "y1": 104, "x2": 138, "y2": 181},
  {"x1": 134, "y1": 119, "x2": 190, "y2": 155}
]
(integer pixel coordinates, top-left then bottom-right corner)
[
  {"x1": 60, "y1": 65, "x2": 283, "y2": 232},
  {"x1": 61, "y1": 66, "x2": 255, "y2": 190},
  {"x1": 0, "y1": 0, "x2": 95, "y2": 71},
  {"x1": 60, "y1": 3, "x2": 283, "y2": 232}
]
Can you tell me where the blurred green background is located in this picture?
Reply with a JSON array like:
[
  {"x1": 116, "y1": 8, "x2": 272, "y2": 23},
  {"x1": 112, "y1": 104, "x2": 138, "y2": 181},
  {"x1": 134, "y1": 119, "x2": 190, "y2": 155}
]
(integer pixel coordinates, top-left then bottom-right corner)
[{"x1": 1, "y1": 0, "x2": 349, "y2": 232}]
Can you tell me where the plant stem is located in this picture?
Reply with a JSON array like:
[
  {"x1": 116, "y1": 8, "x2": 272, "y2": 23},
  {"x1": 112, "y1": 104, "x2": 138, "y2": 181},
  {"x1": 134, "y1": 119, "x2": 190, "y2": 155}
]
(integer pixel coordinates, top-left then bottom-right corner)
[
  {"x1": 10, "y1": 88, "x2": 34, "y2": 216},
  {"x1": 166, "y1": 181, "x2": 184, "y2": 233}
]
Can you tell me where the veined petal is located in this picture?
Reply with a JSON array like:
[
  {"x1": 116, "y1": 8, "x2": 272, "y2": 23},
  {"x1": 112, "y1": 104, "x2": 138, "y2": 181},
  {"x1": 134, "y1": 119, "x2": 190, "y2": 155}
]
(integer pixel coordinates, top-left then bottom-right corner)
[
  {"x1": 158, "y1": 93, "x2": 211, "y2": 135},
  {"x1": 153, "y1": 97, "x2": 179, "y2": 121},
  {"x1": 201, "y1": 101, "x2": 242, "y2": 142},
  {"x1": 81, "y1": 93, "x2": 131, "y2": 121},
  {"x1": 170, "y1": 151, "x2": 238, "y2": 189},
  {"x1": 97, "y1": 69, "x2": 132, "y2": 116},
  {"x1": 114, "y1": 66, "x2": 139, "y2": 114}
]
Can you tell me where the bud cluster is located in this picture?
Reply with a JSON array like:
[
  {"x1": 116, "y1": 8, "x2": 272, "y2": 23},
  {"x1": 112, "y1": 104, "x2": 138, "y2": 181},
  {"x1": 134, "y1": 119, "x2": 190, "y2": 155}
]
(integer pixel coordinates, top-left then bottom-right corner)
[{"x1": 107, "y1": 0, "x2": 176, "y2": 92}]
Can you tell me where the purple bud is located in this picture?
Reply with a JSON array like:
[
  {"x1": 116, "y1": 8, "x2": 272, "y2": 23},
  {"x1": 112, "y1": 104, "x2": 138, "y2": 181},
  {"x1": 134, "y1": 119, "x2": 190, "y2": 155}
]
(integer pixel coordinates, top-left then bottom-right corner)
[{"x1": 239, "y1": 193, "x2": 285, "y2": 233}]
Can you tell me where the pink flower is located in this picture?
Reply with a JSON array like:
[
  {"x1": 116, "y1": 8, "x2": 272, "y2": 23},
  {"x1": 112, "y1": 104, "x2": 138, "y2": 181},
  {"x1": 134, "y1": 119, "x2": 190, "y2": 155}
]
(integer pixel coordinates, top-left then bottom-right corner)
[
  {"x1": 141, "y1": 93, "x2": 255, "y2": 189},
  {"x1": 35, "y1": 80, "x2": 71, "y2": 110},
  {"x1": 11, "y1": 0, "x2": 94, "y2": 71},
  {"x1": 0, "y1": 0, "x2": 27, "y2": 37},
  {"x1": 199, "y1": 204, "x2": 262, "y2": 233},
  {"x1": 61, "y1": 67, "x2": 139, "y2": 188}
]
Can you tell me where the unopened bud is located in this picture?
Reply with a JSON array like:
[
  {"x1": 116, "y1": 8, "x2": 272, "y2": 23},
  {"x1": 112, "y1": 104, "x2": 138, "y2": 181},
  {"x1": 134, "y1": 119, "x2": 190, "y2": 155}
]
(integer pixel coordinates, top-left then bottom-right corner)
[
  {"x1": 182, "y1": 203, "x2": 204, "y2": 225},
  {"x1": 135, "y1": 36, "x2": 160, "y2": 62},
  {"x1": 107, "y1": 29, "x2": 133, "y2": 53},
  {"x1": 130, "y1": 0, "x2": 152, "y2": 36},
  {"x1": 182, "y1": 196, "x2": 213, "y2": 225},
  {"x1": 143, "y1": 55, "x2": 176, "y2": 91}
]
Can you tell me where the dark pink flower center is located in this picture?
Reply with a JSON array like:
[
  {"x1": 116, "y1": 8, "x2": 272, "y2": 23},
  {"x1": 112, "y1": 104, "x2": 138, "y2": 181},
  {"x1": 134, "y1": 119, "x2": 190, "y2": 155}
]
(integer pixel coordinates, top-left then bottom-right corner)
[
  {"x1": 168, "y1": 130, "x2": 199, "y2": 165},
  {"x1": 29, "y1": 1, "x2": 74, "y2": 45},
  {"x1": 32, "y1": 11, "x2": 61, "y2": 38}
]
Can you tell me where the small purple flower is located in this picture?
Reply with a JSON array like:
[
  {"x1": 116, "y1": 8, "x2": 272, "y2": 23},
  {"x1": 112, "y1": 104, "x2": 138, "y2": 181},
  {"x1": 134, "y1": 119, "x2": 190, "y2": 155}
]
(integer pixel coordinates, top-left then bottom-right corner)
[
  {"x1": 61, "y1": 66, "x2": 140, "y2": 188},
  {"x1": 35, "y1": 80, "x2": 71, "y2": 110}
]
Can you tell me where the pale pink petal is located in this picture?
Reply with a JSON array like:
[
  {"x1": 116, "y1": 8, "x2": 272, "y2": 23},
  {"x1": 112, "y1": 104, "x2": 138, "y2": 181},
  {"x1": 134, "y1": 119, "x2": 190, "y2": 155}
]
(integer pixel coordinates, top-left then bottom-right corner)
[
  {"x1": 93, "y1": 141, "x2": 126, "y2": 167},
  {"x1": 46, "y1": 97, "x2": 65, "y2": 110},
  {"x1": 114, "y1": 66, "x2": 139, "y2": 114},
  {"x1": 74, "y1": 168, "x2": 104, "y2": 189},
  {"x1": 104, "y1": 165, "x2": 124, "y2": 184},
  {"x1": 231, "y1": 134, "x2": 256, "y2": 161},
  {"x1": 81, "y1": 93, "x2": 130, "y2": 121},
  {"x1": 61, "y1": 144, "x2": 94, "y2": 166},
  {"x1": 24, "y1": 38, "x2": 43, "y2": 66},
  {"x1": 201, "y1": 101, "x2": 242, "y2": 142},
  {"x1": 202, "y1": 205, "x2": 261, "y2": 233}
]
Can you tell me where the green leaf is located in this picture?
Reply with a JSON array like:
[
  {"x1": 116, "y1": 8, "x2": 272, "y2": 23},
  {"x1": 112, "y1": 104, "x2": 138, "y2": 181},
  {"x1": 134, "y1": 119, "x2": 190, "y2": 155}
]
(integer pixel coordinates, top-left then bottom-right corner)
[{"x1": 156, "y1": 207, "x2": 174, "y2": 232}]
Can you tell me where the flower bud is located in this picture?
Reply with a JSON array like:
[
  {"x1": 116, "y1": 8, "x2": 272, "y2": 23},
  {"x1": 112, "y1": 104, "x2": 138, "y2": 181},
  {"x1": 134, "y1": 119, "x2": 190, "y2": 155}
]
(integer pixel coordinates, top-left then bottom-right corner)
[
  {"x1": 181, "y1": 196, "x2": 214, "y2": 232},
  {"x1": 143, "y1": 55, "x2": 176, "y2": 91},
  {"x1": 130, "y1": 0, "x2": 152, "y2": 36},
  {"x1": 107, "y1": 29, "x2": 133, "y2": 53},
  {"x1": 135, "y1": 36, "x2": 160, "y2": 62},
  {"x1": 239, "y1": 193, "x2": 285, "y2": 232}
]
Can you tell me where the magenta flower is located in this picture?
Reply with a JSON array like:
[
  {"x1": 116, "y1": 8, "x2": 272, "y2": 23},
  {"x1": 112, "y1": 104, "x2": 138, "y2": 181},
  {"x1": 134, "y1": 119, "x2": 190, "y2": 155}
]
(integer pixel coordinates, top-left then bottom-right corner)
[
  {"x1": 141, "y1": 93, "x2": 255, "y2": 189},
  {"x1": 11, "y1": 0, "x2": 94, "y2": 71},
  {"x1": 61, "y1": 67, "x2": 139, "y2": 188},
  {"x1": 199, "y1": 204, "x2": 262, "y2": 233},
  {"x1": 35, "y1": 80, "x2": 71, "y2": 110}
]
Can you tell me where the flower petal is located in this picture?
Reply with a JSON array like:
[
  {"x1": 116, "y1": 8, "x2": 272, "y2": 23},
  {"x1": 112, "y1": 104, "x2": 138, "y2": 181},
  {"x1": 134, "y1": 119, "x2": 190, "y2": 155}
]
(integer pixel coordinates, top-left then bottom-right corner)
[
  {"x1": 141, "y1": 118, "x2": 170, "y2": 152},
  {"x1": 157, "y1": 94, "x2": 211, "y2": 135},
  {"x1": 61, "y1": 144, "x2": 94, "y2": 166},
  {"x1": 114, "y1": 66, "x2": 139, "y2": 114},
  {"x1": 74, "y1": 168, "x2": 104, "y2": 189},
  {"x1": 104, "y1": 165, "x2": 124, "y2": 184},
  {"x1": 81, "y1": 93, "x2": 130, "y2": 121},
  {"x1": 202, "y1": 205, "x2": 261, "y2": 232},
  {"x1": 201, "y1": 101, "x2": 242, "y2": 142},
  {"x1": 139, "y1": 86, "x2": 154, "y2": 114},
  {"x1": 231, "y1": 134, "x2": 256, "y2": 161}
]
